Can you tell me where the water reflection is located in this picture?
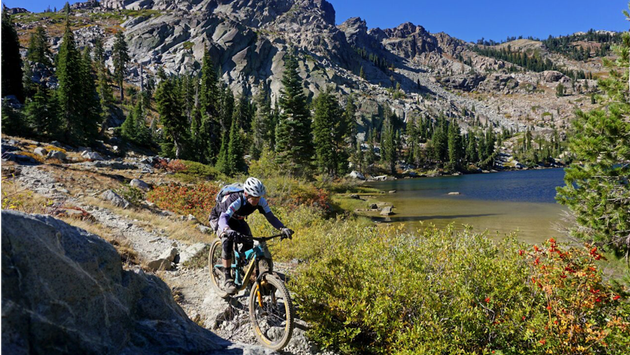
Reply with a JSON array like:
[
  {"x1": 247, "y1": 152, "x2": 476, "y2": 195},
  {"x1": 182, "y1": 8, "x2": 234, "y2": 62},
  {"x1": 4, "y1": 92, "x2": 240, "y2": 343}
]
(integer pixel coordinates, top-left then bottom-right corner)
[
  {"x1": 373, "y1": 213, "x2": 500, "y2": 223},
  {"x1": 368, "y1": 169, "x2": 570, "y2": 244}
]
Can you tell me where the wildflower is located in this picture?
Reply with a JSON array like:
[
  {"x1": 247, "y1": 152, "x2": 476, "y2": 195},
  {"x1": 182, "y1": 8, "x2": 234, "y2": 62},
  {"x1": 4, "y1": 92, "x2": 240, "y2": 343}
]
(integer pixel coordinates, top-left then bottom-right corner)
[
  {"x1": 485, "y1": 297, "x2": 490, "y2": 303},
  {"x1": 613, "y1": 295, "x2": 621, "y2": 301}
]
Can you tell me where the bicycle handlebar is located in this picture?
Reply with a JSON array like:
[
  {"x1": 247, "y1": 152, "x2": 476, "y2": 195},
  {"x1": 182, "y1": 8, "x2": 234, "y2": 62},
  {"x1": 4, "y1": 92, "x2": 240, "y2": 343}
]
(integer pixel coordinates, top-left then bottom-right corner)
[{"x1": 252, "y1": 234, "x2": 284, "y2": 242}]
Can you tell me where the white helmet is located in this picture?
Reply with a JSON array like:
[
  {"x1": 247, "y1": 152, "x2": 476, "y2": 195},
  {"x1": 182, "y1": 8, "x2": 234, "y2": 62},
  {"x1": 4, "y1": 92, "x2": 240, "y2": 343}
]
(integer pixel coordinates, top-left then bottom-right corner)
[{"x1": 244, "y1": 177, "x2": 266, "y2": 197}]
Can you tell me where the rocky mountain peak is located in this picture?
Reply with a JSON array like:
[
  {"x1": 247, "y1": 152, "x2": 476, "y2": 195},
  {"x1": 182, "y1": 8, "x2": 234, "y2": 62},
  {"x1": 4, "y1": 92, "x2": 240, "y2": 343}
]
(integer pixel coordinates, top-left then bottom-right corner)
[
  {"x1": 338, "y1": 17, "x2": 368, "y2": 40},
  {"x1": 384, "y1": 21, "x2": 430, "y2": 38},
  {"x1": 12, "y1": 0, "x2": 607, "y2": 139}
]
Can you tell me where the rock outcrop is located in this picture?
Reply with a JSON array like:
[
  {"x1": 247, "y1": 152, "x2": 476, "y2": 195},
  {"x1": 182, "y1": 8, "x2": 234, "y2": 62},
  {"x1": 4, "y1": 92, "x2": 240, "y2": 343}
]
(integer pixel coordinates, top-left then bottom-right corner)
[
  {"x1": 0, "y1": 210, "x2": 235, "y2": 354},
  {"x1": 13, "y1": 0, "x2": 602, "y2": 141}
]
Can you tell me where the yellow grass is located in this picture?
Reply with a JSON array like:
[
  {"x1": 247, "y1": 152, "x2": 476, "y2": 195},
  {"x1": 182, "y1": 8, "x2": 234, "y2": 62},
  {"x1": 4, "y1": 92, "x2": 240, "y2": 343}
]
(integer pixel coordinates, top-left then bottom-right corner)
[{"x1": 82, "y1": 196, "x2": 214, "y2": 244}]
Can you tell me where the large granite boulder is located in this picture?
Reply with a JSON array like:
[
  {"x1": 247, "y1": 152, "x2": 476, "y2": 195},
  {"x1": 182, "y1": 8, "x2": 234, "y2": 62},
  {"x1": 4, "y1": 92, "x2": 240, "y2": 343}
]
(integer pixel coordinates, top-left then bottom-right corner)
[{"x1": 1, "y1": 210, "x2": 231, "y2": 355}]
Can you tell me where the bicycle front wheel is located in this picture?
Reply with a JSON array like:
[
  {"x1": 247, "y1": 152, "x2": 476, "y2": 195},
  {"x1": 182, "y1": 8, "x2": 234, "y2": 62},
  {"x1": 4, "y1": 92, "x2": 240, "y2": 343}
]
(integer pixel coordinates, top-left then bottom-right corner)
[
  {"x1": 248, "y1": 274, "x2": 294, "y2": 350},
  {"x1": 208, "y1": 238, "x2": 229, "y2": 299}
]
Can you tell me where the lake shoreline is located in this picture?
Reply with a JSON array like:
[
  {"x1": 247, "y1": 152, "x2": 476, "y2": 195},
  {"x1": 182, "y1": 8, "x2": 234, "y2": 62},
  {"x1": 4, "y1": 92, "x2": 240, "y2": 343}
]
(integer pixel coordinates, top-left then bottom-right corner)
[
  {"x1": 357, "y1": 168, "x2": 569, "y2": 244},
  {"x1": 359, "y1": 165, "x2": 567, "y2": 184}
]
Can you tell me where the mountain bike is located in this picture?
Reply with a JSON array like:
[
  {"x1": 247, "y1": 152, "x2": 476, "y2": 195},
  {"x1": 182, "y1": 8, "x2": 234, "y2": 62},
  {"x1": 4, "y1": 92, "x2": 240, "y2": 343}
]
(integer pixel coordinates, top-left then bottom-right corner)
[{"x1": 208, "y1": 233, "x2": 294, "y2": 351}]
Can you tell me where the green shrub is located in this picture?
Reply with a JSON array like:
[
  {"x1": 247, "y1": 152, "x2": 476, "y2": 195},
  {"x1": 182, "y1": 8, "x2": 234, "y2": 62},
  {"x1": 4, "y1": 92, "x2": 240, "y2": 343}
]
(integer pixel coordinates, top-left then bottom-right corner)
[
  {"x1": 173, "y1": 160, "x2": 219, "y2": 183},
  {"x1": 248, "y1": 148, "x2": 281, "y2": 179},
  {"x1": 114, "y1": 186, "x2": 145, "y2": 207},
  {"x1": 290, "y1": 225, "x2": 630, "y2": 354}
]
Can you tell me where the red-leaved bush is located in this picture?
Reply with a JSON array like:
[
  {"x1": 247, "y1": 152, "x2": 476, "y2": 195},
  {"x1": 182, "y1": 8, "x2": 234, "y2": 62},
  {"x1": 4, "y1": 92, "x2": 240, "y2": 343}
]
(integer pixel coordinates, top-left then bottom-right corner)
[{"x1": 147, "y1": 182, "x2": 219, "y2": 222}]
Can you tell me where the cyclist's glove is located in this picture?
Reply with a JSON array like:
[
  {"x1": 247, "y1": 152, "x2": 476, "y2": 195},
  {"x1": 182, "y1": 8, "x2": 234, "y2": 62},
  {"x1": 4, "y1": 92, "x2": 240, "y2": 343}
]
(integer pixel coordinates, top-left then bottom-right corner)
[
  {"x1": 222, "y1": 229, "x2": 240, "y2": 239},
  {"x1": 281, "y1": 228, "x2": 294, "y2": 240}
]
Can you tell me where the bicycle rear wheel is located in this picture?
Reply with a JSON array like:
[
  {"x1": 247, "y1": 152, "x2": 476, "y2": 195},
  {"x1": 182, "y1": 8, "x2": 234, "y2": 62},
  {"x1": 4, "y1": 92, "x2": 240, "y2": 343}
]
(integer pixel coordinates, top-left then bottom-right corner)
[
  {"x1": 248, "y1": 274, "x2": 294, "y2": 350},
  {"x1": 208, "y1": 238, "x2": 229, "y2": 299}
]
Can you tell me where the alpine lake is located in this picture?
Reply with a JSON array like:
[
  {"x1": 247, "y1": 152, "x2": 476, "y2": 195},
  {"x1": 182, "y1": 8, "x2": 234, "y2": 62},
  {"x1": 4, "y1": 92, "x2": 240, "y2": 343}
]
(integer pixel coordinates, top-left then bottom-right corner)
[{"x1": 367, "y1": 168, "x2": 570, "y2": 245}]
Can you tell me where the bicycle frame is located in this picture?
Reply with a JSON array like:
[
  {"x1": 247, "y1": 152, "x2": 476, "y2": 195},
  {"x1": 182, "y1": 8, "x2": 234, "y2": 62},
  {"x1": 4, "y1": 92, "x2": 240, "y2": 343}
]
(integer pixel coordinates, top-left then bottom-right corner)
[
  {"x1": 217, "y1": 234, "x2": 283, "y2": 295},
  {"x1": 232, "y1": 247, "x2": 263, "y2": 293}
]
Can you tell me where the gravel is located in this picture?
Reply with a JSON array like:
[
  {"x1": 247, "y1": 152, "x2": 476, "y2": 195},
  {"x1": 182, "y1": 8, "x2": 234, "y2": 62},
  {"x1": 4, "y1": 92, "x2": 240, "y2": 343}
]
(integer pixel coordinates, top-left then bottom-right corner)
[{"x1": 12, "y1": 163, "x2": 336, "y2": 355}]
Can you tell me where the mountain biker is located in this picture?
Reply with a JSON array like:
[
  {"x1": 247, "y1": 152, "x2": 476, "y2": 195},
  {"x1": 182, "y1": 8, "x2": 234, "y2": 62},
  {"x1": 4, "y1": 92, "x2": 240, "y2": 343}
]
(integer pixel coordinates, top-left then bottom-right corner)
[{"x1": 209, "y1": 177, "x2": 293, "y2": 295}]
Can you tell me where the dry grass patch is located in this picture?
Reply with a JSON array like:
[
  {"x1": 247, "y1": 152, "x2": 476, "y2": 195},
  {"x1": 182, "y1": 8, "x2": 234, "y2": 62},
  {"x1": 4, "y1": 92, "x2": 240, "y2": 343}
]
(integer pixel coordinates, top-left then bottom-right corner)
[
  {"x1": 82, "y1": 196, "x2": 214, "y2": 245},
  {"x1": 41, "y1": 164, "x2": 129, "y2": 196},
  {"x1": 1, "y1": 178, "x2": 51, "y2": 214}
]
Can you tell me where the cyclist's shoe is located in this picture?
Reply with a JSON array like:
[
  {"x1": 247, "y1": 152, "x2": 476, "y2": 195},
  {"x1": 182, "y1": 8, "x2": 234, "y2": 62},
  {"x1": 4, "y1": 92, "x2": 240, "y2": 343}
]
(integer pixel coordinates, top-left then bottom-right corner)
[{"x1": 224, "y1": 278, "x2": 237, "y2": 295}]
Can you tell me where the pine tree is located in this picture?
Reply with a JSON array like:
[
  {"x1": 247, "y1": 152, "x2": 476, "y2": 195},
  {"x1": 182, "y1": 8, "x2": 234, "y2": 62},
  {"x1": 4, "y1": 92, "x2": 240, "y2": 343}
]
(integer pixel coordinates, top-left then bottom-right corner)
[
  {"x1": 380, "y1": 115, "x2": 398, "y2": 175},
  {"x1": 556, "y1": 30, "x2": 630, "y2": 258},
  {"x1": 155, "y1": 72, "x2": 187, "y2": 158},
  {"x1": 484, "y1": 127, "x2": 496, "y2": 164},
  {"x1": 339, "y1": 95, "x2": 357, "y2": 175},
  {"x1": 465, "y1": 131, "x2": 478, "y2": 164},
  {"x1": 233, "y1": 93, "x2": 253, "y2": 132},
  {"x1": 251, "y1": 84, "x2": 273, "y2": 160},
  {"x1": 312, "y1": 89, "x2": 344, "y2": 176},
  {"x1": 78, "y1": 47, "x2": 101, "y2": 141},
  {"x1": 97, "y1": 62, "x2": 116, "y2": 132},
  {"x1": 431, "y1": 119, "x2": 448, "y2": 163},
  {"x1": 194, "y1": 49, "x2": 221, "y2": 164},
  {"x1": 1, "y1": 100, "x2": 25, "y2": 136},
  {"x1": 182, "y1": 74, "x2": 196, "y2": 120},
  {"x1": 56, "y1": 21, "x2": 84, "y2": 143},
  {"x1": 225, "y1": 116, "x2": 246, "y2": 175},
  {"x1": 199, "y1": 48, "x2": 220, "y2": 119},
  {"x1": 93, "y1": 36, "x2": 105, "y2": 68},
  {"x1": 478, "y1": 132, "x2": 488, "y2": 162},
  {"x1": 190, "y1": 89, "x2": 203, "y2": 162},
  {"x1": 405, "y1": 118, "x2": 419, "y2": 164},
  {"x1": 112, "y1": 31, "x2": 130, "y2": 102},
  {"x1": 275, "y1": 53, "x2": 314, "y2": 176},
  {"x1": 121, "y1": 99, "x2": 151, "y2": 146},
  {"x1": 120, "y1": 107, "x2": 138, "y2": 142},
  {"x1": 1, "y1": 12, "x2": 24, "y2": 102},
  {"x1": 219, "y1": 85, "x2": 235, "y2": 139},
  {"x1": 24, "y1": 85, "x2": 61, "y2": 139},
  {"x1": 447, "y1": 120, "x2": 462, "y2": 170},
  {"x1": 26, "y1": 26, "x2": 53, "y2": 67},
  {"x1": 365, "y1": 129, "x2": 377, "y2": 174},
  {"x1": 215, "y1": 132, "x2": 229, "y2": 175}
]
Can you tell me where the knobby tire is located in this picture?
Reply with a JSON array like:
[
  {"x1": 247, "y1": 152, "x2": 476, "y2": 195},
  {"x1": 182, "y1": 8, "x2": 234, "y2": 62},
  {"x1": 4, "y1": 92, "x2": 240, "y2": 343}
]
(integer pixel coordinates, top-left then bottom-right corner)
[
  {"x1": 208, "y1": 238, "x2": 229, "y2": 299},
  {"x1": 248, "y1": 273, "x2": 294, "y2": 350}
]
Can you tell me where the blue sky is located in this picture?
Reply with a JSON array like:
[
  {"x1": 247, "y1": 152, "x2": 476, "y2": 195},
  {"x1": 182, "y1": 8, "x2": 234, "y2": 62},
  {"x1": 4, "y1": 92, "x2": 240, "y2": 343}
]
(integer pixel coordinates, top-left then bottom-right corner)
[
  {"x1": 8, "y1": 0, "x2": 630, "y2": 42},
  {"x1": 329, "y1": 0, "x2": 629, "y2": 42}
]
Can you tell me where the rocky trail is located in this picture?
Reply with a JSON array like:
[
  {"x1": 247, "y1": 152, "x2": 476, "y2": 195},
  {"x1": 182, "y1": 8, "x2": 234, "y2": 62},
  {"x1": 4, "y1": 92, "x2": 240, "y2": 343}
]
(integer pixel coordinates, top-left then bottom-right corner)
[{"x1": 3, "y1": 145, "x2": 331, "y2": 355}]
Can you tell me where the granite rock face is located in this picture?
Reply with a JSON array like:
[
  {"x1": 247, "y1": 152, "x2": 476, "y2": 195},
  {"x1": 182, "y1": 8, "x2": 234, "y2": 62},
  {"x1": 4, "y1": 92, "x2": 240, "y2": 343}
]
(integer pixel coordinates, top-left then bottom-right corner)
[{"x1": 1, "y1": 210, "x2": 228, "y2": 355}]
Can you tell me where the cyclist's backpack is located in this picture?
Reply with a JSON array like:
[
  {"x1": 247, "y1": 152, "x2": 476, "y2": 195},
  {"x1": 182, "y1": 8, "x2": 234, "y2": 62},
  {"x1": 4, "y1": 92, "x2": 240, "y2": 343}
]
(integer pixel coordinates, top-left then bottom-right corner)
[
  {"x1": 209, "y1": 183, "x2": 245, "y2": 232},
  {"x1": 215, "y1": 182, "x2": 244, "y2": 204}
]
